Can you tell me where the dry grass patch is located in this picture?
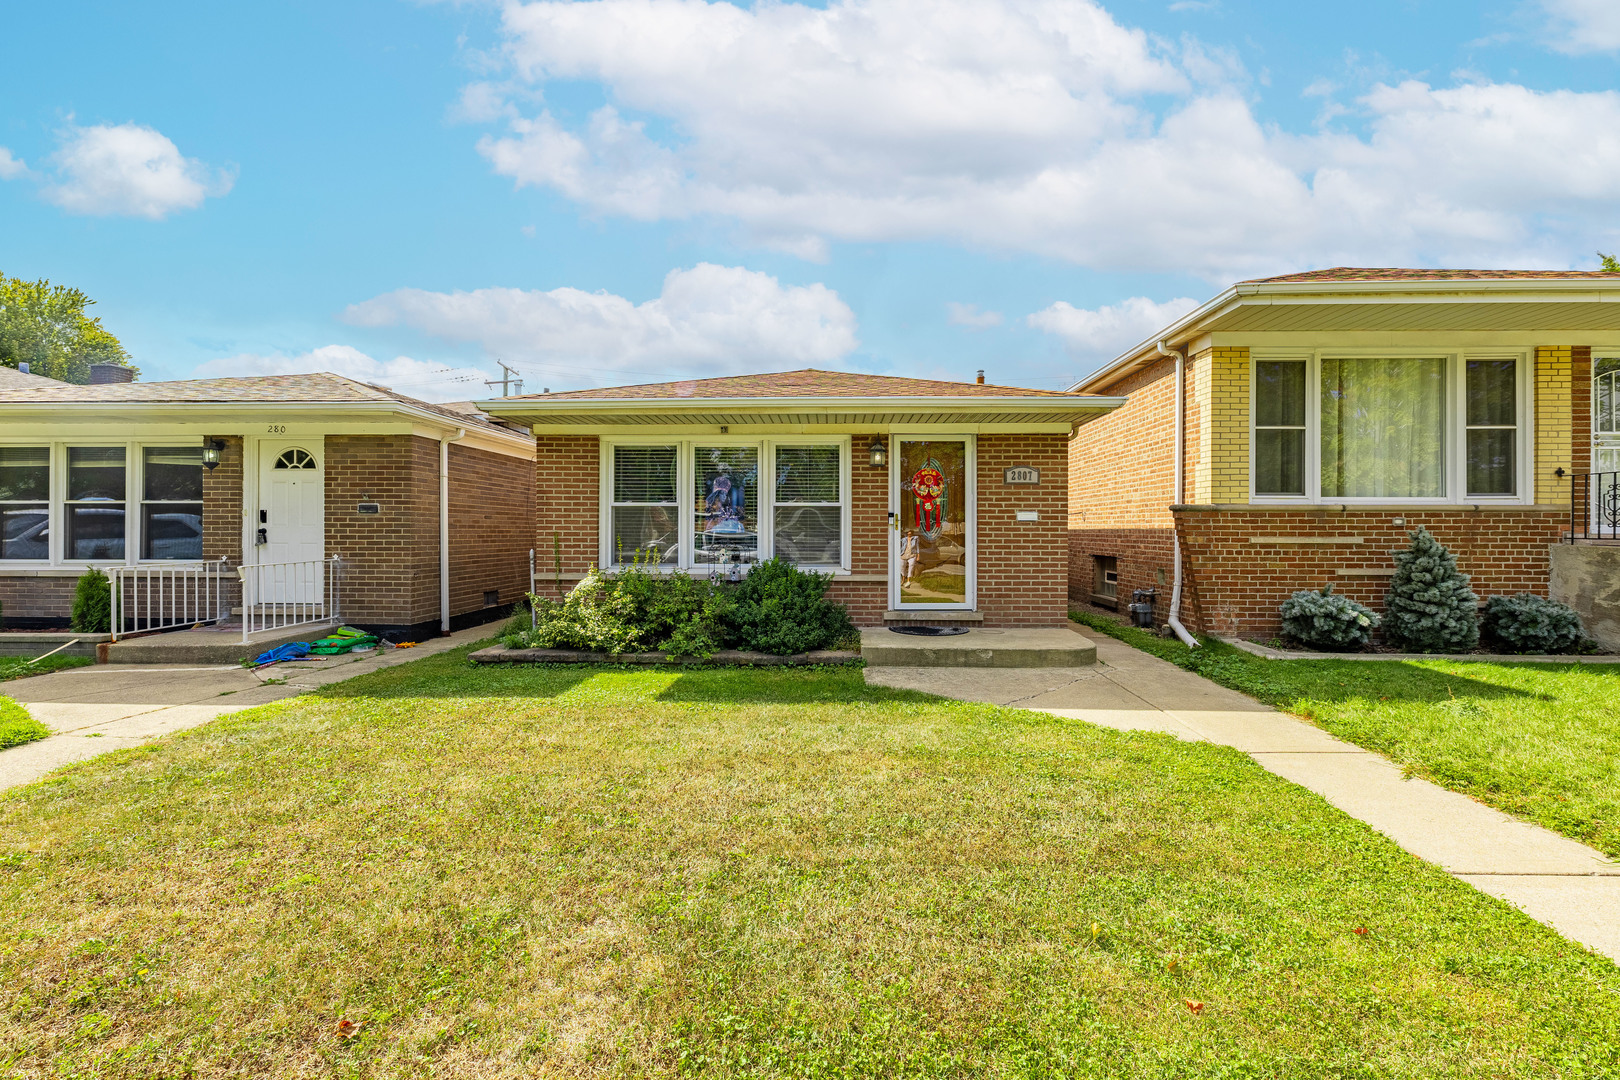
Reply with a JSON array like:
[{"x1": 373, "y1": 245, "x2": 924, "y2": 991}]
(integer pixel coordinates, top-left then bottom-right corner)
[{"x1": 1, "y1": 650, "x2": 1617, "y2": 1078}]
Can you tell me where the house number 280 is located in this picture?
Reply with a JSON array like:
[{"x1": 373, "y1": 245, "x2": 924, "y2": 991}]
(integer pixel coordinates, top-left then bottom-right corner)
[{"x1": 266, "y1": 424, "x2": 287, "y2": 434}]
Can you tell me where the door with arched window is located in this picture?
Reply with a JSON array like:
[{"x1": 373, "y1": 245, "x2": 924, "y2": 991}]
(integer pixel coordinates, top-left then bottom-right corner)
[{"x1": 257, "y1": 443, "x2": 325, "y2": 603}]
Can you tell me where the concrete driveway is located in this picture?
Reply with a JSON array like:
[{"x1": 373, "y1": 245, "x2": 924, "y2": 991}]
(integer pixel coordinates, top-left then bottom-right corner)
[{"x1": 1, "y1": 626, "x2": 489, "y2": 792}]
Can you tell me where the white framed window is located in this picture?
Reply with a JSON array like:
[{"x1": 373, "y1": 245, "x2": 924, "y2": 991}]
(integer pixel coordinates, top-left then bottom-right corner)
[
  {"x1": 1250, "y1": 350, "x2": 1531, "y2": 504},
  {"x1": 601, "y1": 436, "x2": 851, "y2": 571},
  {"x1": 0, "y1": 440, "x2": 210, "y2": 565}
]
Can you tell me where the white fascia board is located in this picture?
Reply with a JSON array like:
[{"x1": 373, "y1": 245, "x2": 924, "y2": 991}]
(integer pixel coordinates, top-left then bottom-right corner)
[
  {"x1": 0, "y1": 399, "x2": 533, "y2": 452},
  {"x1": 478, "y1": 395, "x2": 1126, "y2": 419}
]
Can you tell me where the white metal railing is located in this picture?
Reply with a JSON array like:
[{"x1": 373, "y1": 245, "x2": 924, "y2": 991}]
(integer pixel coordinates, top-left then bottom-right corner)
[
  {"x1": 239, "y1": 556, "x2": 342, "y2": 643},
  {"x1": 108, "y1": 560, "x2": 234, "y2": 642}
]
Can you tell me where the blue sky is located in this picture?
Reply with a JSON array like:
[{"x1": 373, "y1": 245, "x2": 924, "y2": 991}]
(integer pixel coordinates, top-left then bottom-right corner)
[{"x1": 3, "y1": 0, "x2": 1618, "y2": 398}]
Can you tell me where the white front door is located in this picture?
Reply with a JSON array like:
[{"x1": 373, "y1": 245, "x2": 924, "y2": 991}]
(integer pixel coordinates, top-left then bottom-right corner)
[
  {"x1": 256, "y1": 443, "x2": 325, "y2": 603},
  {"x1": 1595, "y1": 361, "x2": 1620, "y2": 537}
]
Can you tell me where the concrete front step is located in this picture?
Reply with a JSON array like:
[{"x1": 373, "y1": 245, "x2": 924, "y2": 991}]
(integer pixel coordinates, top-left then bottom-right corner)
[
  {"x1": 102, "y1": 622, "x2": 341, "y2": 664},
  {"x1": 860, "y1": 626, "x2": 1097, "y2": 667}
]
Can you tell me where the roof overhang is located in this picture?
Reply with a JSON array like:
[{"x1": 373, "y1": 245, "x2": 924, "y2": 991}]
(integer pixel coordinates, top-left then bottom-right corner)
[
  {"x1": 476, "y1": 394, "x2": 1126, "y2": 433},
  {"x1": 0, "y1": 399, "x2": 535, "y2": 453},
  {"x1": 1070, "y1": 278, "x2": 1620, "y2": 393}
]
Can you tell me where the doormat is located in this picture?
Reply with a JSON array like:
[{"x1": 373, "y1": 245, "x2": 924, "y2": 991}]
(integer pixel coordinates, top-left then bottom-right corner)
[{"x1": 888, "y1": 625, "x2": 970, "y2": 636}]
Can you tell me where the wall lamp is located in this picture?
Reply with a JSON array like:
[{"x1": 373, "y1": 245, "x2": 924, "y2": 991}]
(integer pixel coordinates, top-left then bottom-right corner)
[
  {"x1": 202, "y1": 438, "x2": 226, "y2": 471},
  {"x1": 868, "y1": 436, "x2": 888, "y2": 469}
]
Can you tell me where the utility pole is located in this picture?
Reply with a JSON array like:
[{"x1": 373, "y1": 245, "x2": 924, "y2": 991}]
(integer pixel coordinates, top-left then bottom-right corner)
[{"x1": 484, "y1": 360, "x2": 524, "y2": 397}]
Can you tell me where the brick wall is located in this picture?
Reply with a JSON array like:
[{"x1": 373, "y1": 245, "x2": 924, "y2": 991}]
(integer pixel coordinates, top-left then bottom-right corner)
[
  {"x1": 0, "y1": 577, "x2": 75, "y2": 628},
  {"x1": 448, "y1": 442, "x2": 534, "y2": 620},
  {"x1": 202, "y1": 435, "x2": 243, "y2": 564},
  {"x1": 532, "y1": 435, "x2": 600, "y2": 597},
  {"x1": 325, "y1": 435, "x2": 441, "y2": 629},
  {"x1": 1575, "y1": 346, "x2": 1593, "y2": 472},
  {"x1": 1068, "y1": 357, "x2": 1180, "y2": 622},
  {"x1": 1535, "y1": 346, "x2": 1574, "y2": 505},
  {"x1": 1201, "y1": 347, "x2": 1250, "y2": 503},
  {"x1": 824, "y1": 443, "x2": 888, "y2": 625},
  {"x1": 1174, "y1": 506, "x2": 1567, "y2": 637},
  {"x1": 975, "y1": 432, "x2": 1070, "y2": 627}
]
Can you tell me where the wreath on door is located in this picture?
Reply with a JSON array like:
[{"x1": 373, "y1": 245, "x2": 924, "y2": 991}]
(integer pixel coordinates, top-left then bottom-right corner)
[{"x1": 908, "y1": 458, "x2": 947, "y2": 540}]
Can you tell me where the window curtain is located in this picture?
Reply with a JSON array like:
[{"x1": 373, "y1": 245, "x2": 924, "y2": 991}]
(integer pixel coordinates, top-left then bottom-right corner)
[{"x1": 1320, "y1": 358, "x2": 1446, "y2": 498}]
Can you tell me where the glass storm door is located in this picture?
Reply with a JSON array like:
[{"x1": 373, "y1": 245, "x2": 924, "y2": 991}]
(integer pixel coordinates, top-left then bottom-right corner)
[
  {"x1": 893, "y1": 438, "x2": 973, "y2": 609},
  {"x1": 1596, "y1": 360, "x2": 1620, "y2": 535}
]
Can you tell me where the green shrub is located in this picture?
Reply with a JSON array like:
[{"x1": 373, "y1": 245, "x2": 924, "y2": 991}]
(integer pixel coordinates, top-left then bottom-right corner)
[
  {"x1": 725, "y1": 558, "x2": 854, "y2": 656},
  {"x1": 504, "y1": 565, "x2": 729, "y2": 656},
  {"x1": 1279, "y1": 585, "x2": 1379, "y2": 651},
  {"x1": 1482, "y1": 594, "x2": 1587, "y2": 654},
  {"x1": 69, "y1": 568, "x2": 110, "y2": 634},
  {"x1": 0, "y1": 696, "x2": 48, "y2": 750},
  {"x1": 1384, "y1": 527, "x2": 1479, "y2": 653}
]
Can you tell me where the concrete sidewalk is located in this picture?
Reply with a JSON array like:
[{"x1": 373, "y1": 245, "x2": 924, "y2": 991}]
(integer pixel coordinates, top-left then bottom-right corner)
[
  {"x1": 1, "y1": 626, "x2": 490, "y2": 792},
  {"x1": 867, "y1": 632, "x2": 1620, "y2": 963}
]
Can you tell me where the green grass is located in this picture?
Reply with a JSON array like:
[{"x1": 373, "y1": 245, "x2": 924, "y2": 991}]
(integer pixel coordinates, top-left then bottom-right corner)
[
  {"x1": 3, "y1": 646, "x2": 1619, "y2": 1077},
  {"x1": 0, "y1": 655, "x2": 93, "y2": 683},
  {"x1": 1072, "y1": 609, "x2": 1620, "y2": 857},
  {"x1": 0, "y1": 696, "x2": 47, "y2": 750}
]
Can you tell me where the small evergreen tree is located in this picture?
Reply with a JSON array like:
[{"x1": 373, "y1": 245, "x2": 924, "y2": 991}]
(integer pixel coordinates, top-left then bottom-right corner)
[
  {"x1": 1384, "y1": 527, "x2": 1479, "y2": 652},
  {"x1": 69, "y1": 568, "x2": 111, "y2": 633}
]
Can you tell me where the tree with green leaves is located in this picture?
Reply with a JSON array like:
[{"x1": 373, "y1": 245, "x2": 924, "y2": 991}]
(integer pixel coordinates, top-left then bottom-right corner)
[
  {"x1": 1599, "y1": 252, "x2": 1620, "y2": 272},
  {"x1": 0, "y1": 272, "x2": 137, "y2": 384}
]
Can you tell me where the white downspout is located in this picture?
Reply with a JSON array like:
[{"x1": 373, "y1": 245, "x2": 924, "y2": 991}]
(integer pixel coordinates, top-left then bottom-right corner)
[
  {"x1": 440, "y1": 428, "x2": 466, "y2": 635},
  {"x1": 1157, "y1": 340, "x2": 1200, "y2": 648}
]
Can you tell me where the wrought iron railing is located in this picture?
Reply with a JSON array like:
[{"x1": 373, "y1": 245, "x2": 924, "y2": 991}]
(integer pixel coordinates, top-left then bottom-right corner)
[
  {"x1": 238, "y1": 556, "x2": 342, "y2": 642},
  {"x1": 1571, "y1": 471, "x2": 1620, "y2": 541},
  {"x1": 108, "y1": 560, "x2": 235, "y2": 641}
]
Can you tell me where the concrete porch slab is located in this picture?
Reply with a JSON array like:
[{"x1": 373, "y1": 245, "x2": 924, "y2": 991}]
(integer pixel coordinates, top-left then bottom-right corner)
[
  {"x1": 102, "y1": 622, "x2": 340, "y2": 665},
  {"x1": 859, "y1": 626, "x2": 1097, "y2": 667}
]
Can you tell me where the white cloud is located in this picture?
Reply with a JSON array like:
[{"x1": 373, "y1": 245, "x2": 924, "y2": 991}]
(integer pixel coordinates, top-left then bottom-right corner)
[
  {"x1": 343, "y1": 263, "x2": 858, "y2": 379},
  {"x1": 0, "y1": 148, "x2": 27, "y2": 180},
  {"x1": 1541, "y1": 0, "x2": 1620, "y2": 54},
  {"x1": 193, "y1": 345, "x2": 491, "y2": 403},
  {"x1": 43, "y1": 123, "x2": 232, "y2": 219},
  {"x1": 466, "y1": 0, "x2": 1620, "y2": 280},
  {"x1": 1027, "y1": 295, "x2": 1200, "y2": 359},
  {"x1": 946, "y1": 302, "x2": 1003, "y2": 329}
]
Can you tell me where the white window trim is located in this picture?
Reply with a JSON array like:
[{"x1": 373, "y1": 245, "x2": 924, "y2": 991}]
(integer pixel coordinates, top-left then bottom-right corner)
[
  {"x1": 1248, "y1": 349, "x2": 1534, "y2": 506},
  {"x1": 597, "y1": 435, "x2": 852, "y2": 574},
  {"x1": 0, "y1": 439, "x2": 210, "y2": 567}
]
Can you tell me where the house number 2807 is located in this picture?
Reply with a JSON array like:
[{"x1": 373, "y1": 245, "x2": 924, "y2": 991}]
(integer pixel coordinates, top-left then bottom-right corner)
[{"x1": 266, "y1": 424, "x2": 287, "y2": 434}]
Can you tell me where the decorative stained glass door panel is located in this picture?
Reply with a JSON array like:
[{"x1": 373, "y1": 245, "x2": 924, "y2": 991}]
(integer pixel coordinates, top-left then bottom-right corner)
[{"x1": 895, "y1": 439, "x2": 970, "y2": 607}]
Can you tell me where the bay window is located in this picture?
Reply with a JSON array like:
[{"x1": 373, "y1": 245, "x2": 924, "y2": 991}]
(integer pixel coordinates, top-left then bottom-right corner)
[
  {"x1": 605, "y1": 438, "x2": 849, "y2": 570},
  {"x1": 1251, "y1": 352, "x2": 1527, "y2": 503}
]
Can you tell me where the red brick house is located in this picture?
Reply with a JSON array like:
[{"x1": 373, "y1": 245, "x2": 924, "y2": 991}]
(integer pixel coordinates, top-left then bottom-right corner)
[
  {"x1": 1068, "y1": 268, "x2": 1620, "y2": 643},
  {"x1": 0, "y1": 373, "x2": 535, "y2": 637},
  {"x1": 479, "y1": 370, "x2": 1122, "y2": 628}
]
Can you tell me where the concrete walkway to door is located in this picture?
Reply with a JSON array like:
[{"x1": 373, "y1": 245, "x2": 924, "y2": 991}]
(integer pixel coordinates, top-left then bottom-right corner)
[
  {"x1": 1, "y1": 625, "x2": 491, "y2": 793},
  {"x1": 867, "y1": 631, "x2": 1620, "y2": 964}
]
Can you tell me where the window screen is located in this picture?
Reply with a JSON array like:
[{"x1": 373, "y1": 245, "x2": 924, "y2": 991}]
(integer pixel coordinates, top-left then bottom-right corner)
[
  {"x1": 0, "y1": 447, "x2": 49, "y2": 560},
  {"x1": 611, "y1": 445, "x2": 678, "y2": 564},
  {"x1": 773, "y1": 446, "x2": 842, "y2": 566}
]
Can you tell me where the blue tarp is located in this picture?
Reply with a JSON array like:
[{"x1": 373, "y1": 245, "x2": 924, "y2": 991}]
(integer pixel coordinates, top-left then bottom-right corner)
[{"x1": 253, "y1": 642, "x2": 311, "y2": 667}]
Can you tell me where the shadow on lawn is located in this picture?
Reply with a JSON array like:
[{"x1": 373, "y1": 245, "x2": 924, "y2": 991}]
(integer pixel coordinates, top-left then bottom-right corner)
[
  {"x1": 1237, "y1": 656, "x2": 1565, "y2": 709},
  {"x1": 654, "y1": 665, "x2": 937, "y2": 705}
]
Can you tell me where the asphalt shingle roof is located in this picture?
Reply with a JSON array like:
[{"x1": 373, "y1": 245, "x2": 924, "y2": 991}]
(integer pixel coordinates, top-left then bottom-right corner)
[
  {"x1": 507, "y1": 368, "x2": 1089, "y2": 401},
  {"x1": 0, "y1": 372, "x2": 521, "y2": 435},
  {"x1": 1244, "y1": 267, "x2": 1620, "y2": 284},
  {"x1": 0, "y1": 366, "x2": 68, "y2": 389}
]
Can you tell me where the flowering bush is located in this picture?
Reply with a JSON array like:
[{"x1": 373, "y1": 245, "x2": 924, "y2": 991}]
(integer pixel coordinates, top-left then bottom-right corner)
[{"x1": 1279, "y1": 585, "x2": 1380, "y2": 651}]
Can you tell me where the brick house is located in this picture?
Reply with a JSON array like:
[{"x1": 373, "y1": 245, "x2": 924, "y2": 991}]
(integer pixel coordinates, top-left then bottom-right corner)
[
  {"x1": 0, "y1": 372, "x2": 535, "y2": 637},
  {"x1": 479, "y1": 370, "x2": 1122, "y2": 628},
  {"x1": 1068, "y1": 268, "x2": 1620, "y2": 643}
]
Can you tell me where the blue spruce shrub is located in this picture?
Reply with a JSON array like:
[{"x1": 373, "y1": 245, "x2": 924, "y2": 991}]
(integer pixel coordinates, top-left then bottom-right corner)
[
  {"x1": 1384, "y1": 526, "x2": 1479, "y2": 653},
  {"x1": 1279, "y1": 585, "x2": 1380, "y2": 650},
  {"x1": 1481, "y1": 594, "x2": 1586, "y2": 654}
]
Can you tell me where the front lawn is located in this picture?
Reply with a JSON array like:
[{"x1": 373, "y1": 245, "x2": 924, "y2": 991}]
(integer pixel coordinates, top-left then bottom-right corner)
[
  {"x1": 0, "y1": 696, "x2": 47, "y2": 750},
  {"x1": 0, "y1": 654, "x2": 93, "y2": 683},
  {"x1": 1074, "y1": 610, "x2": 1620, "y2": 857},
  {"x1": 3, "y1": 648, "x2": 1618, "y2": 1077}
]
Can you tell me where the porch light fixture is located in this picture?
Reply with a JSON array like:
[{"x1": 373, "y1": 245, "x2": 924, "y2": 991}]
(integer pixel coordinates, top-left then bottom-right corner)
[
  {"x1": 868, "y1": 436, "x2": 888, "y2": 469},
  {"x1": 202, "y1": 439, "x2": 225, "y2": 471}
]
